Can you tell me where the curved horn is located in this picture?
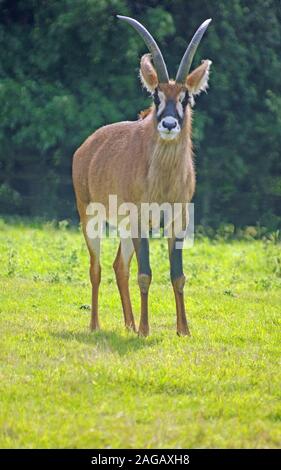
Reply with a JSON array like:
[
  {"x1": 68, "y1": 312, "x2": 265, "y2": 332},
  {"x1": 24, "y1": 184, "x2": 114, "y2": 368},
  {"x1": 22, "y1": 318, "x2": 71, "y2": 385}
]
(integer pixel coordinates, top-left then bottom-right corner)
[
  {"x1": 117, "y1": 15, "x2": 169, "y2": 83},
  {"x1": 176, "y1": 19, "x2": 212, "y2": 83}
]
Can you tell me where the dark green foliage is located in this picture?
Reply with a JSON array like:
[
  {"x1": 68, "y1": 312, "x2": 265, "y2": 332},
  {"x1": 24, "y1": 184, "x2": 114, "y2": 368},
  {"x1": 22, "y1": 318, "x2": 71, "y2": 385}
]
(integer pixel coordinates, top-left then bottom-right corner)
[{"x1": 0, "y1": 0, "x2": 280, "y2": 227}]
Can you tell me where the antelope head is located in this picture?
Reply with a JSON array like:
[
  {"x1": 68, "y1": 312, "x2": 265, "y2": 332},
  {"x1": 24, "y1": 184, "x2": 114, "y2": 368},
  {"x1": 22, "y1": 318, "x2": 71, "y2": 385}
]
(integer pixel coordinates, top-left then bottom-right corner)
[{"x1": 117, "y1": 15, "x2": 212, "y2": 141}]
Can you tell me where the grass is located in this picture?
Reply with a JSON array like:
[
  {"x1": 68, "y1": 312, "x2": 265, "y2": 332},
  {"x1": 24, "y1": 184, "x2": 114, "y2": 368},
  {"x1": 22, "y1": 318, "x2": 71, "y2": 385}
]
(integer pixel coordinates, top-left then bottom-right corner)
[{"x1": 0, "y1": 218, "x2": 280, "y2": 448}]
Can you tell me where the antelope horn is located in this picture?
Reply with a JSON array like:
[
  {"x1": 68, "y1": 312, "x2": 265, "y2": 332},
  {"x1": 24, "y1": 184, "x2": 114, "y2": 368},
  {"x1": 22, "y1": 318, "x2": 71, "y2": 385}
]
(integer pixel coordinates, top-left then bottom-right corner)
[
  {"x1": 176, "y1": 19, "x2": 212, "y2": 83},
  {"x1": 117, "y1": 15, "x2": 169, "y2": 83}
]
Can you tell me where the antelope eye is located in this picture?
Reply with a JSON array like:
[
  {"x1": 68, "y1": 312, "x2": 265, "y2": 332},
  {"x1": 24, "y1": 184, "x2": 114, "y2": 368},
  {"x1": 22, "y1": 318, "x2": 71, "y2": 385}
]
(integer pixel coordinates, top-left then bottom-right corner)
[
  {"x1": 180, "y1": 92, "x2": 189, "y2": 107},
  {"x1": 178, "y1": 93, "x2": 183, "y2": 103},
  {"x1": 178, "y1": 92, "x2": 187, "y2": 103},
  {"x1": 153, "y1": 90, "x2": 160, "y2": 107}
]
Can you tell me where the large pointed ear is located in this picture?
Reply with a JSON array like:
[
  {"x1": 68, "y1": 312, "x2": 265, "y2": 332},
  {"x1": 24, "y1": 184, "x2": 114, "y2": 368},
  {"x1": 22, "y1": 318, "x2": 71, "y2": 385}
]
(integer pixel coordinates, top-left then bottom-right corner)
[
  {"x1": 140, "y1": 54, "x2": 159, "y2": 93},
  {"x1": 186, "y1": 59, "x2": 212, "y2": 98}
]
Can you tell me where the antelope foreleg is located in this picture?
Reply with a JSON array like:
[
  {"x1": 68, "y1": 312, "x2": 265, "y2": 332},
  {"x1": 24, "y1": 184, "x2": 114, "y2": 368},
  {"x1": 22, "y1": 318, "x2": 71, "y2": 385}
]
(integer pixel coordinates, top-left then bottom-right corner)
[
  {"x1": 168, "y1": 237, "x2": 190, "y2": 336},
  {"x1": 133, "y1": 237, "x2": 152, "y2": 337}
]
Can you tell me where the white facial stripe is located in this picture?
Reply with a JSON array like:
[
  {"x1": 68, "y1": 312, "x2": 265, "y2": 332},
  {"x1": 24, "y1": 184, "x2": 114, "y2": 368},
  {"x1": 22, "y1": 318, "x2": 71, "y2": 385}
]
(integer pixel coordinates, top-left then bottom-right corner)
[
  {"x1": 176, "y1": 91, "x2": 186, "y2": 119},
  {"x1": 157, "y1": 91, "x2": 166, "y2": 117},
  {"x1": 176, "y1": 101, "x2": 183, "y2": 119},
  {"x1": 179, "y1": 91, "x2": 186, "y2": 102}
]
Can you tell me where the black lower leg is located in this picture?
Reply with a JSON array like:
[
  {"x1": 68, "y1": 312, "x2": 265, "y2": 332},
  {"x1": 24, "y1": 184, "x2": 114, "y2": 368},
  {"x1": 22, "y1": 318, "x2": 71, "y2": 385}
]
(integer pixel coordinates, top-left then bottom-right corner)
[
  {"x1": 138, "y1": 237, "x2": 152, "y2": 278},
  {"x1": 170, "y1": 237, "x2": 184, "y2": 282},
  {"x1": 134, "y1": 237, "x2": 151, "y2": 336},
  {"x1": 169, "y1": 238, "x2": 189, "y2": 335}
]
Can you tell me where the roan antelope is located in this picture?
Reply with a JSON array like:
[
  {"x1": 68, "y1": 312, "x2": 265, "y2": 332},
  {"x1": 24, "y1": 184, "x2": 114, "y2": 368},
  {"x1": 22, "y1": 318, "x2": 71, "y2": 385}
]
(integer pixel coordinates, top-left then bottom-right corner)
[{"x1": 73, "y1": 15, "x2": 212, "y2": 336}]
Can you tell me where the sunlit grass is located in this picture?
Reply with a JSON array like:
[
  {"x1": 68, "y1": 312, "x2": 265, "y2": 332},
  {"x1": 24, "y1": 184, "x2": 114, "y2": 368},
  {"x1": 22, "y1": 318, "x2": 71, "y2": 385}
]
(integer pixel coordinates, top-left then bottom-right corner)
[{"x1": 0, "y1": 219, "x2": 280, "y2": 448}]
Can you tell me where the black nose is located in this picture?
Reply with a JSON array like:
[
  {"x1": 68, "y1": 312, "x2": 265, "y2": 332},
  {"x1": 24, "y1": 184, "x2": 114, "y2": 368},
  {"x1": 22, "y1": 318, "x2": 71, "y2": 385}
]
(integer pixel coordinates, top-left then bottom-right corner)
[{"x1": 162, "y1": 120, "x2": 177, "y2": 131}]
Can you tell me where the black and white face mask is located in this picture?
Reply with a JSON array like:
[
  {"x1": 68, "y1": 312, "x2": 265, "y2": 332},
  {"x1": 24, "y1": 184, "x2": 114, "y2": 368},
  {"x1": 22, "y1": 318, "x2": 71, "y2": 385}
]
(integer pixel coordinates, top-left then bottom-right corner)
[{"x1": 153, "y1": 88, "x2": 190, "y2": 141}]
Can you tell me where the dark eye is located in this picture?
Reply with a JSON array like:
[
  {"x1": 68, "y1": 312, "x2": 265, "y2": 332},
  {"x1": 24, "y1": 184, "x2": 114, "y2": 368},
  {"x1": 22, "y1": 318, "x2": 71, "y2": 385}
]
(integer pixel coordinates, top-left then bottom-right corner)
[
  {"x1": 181, "y1": 92, "x2": 189, "y2": 108},
  {"x1": 153, "y1": 90, "x2": 160, "y2": 107}
]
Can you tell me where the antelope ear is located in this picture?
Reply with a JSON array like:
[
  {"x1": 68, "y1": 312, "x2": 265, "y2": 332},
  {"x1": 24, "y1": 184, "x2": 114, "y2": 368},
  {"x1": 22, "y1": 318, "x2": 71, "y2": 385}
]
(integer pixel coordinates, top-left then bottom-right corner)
[
  {"x1": 140, "y1": 54, "x2": 159, "y2": 92},
  {"x1": 186, "y1": 59, "x2": 212, "y2": 96}
]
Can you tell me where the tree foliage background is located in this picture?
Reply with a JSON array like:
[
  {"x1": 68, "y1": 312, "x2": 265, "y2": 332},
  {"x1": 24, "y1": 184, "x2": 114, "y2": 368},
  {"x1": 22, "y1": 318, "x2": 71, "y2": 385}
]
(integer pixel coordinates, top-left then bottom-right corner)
[{"x1": 0, "y1": 0, "x2": 280, "y2": 228}]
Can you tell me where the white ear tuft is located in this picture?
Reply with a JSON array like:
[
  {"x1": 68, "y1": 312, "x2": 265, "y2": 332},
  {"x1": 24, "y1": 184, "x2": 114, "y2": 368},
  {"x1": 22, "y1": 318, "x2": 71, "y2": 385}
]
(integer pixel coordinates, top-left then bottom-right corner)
[
  {"x1": 194, "y1": 60, "x2": 212, "y2": 95},
  {"x1": 139, "y1": 69, "x2": 156, "y2": 93},
  {"x1": 139, "y1": 54, "x2": 158, "y2": 93},
  {"x1": 187, "y1": 60, "x2": 212, "y2": 100}
]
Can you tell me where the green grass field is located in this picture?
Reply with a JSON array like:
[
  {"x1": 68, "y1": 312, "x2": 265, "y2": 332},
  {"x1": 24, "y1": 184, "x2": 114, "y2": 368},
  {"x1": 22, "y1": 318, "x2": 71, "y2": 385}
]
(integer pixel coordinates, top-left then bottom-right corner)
[{"x1": 0, "y1": 219, "x2": 280, "y2": 448}]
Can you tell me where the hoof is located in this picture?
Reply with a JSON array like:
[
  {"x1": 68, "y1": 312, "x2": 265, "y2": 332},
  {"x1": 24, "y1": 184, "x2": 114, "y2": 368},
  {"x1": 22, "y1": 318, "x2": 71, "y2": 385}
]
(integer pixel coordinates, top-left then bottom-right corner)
[
  {"x1": 89, "y1": 321, "x2": 100, "y2": 332},
  {"x1": 138, "y1": 326, "x2": 149, "y2": 337},
  {"x1": 177, "y1": 326, "x2": 191, "y2": 337},
  {"x1": 125, "y1": 322, "x2": 137, "y2": 333}
]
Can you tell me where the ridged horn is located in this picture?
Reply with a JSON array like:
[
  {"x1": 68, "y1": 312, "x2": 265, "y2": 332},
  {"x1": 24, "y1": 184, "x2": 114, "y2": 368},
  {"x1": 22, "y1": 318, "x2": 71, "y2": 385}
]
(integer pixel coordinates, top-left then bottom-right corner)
[
  {"x1": 117, "y1": 15, "x2": 169, "y2": 83},
  {"x1": 176, "y1": 19, "x2": 212, "y2": 83}
]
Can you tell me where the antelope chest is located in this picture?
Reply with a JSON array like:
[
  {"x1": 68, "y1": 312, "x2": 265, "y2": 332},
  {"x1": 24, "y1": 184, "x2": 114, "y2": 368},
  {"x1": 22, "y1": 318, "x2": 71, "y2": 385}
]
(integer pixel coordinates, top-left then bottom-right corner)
[{"x1": 146, "y1": 143, "x2": 189, "y2": 204}]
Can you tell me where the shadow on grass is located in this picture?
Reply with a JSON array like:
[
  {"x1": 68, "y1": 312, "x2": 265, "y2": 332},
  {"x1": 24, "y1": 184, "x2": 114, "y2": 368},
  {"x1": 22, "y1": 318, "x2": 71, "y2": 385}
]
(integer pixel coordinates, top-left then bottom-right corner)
[{"x1": 51, "y1": 329, "x2": 163, "y2": 356}]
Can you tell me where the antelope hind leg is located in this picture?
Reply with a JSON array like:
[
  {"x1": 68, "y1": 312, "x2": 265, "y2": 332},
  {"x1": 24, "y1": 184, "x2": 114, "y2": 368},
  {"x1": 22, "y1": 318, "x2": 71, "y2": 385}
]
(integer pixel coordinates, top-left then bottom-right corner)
[
  {"x1": 81, "y1": 217, "x2": 101, "y2": 331},
  {"x1": 113, "y1": 237, "x2": 136, "y2": 332}
]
